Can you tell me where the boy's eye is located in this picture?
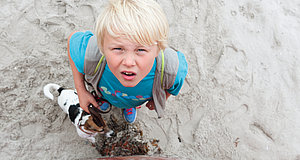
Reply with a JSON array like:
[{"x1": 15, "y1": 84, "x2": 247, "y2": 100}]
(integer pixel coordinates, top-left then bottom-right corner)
[
  {"x1": 137, "y1": 49, "x2": 146, "y2": 52},
  {"x1": 113, "y1": 48, "x2": 122, "y2": 51}
]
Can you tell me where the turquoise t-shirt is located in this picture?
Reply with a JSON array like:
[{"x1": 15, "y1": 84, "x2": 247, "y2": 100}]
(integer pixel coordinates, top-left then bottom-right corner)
[{"x1": 69, "y1": 31, "x2": 188, "y2": 108}]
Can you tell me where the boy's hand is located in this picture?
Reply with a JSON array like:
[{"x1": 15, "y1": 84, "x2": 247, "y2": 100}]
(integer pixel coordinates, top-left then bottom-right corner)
[
  {"x1": 77, "y1": 90, "x2": 99, "y2": 113},
  {"x1": 146, "y1": 100, "x2": 155, "y2": 110},
  {"x1": 146, "y1": 91, "x2": 171, "y2": 110}
]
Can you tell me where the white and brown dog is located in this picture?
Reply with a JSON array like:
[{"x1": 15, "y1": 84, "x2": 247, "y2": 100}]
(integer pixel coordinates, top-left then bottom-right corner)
[{"x1": 43, "y1": 83, "x2": 113, "y2": 143}]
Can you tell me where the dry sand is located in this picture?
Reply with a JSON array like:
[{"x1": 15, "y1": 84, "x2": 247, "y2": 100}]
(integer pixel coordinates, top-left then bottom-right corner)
[{"x1": 1, "y1": 0, "x2": 300, "y2": 159}]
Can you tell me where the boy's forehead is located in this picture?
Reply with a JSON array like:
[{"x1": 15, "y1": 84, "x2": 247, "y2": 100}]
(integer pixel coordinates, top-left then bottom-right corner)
[
  {"x1": 104, "y1": 33, "x2": 130, "y2": 43},
  {"x1": 104, "y1": 33, "x2": 155, "y2": 48}
]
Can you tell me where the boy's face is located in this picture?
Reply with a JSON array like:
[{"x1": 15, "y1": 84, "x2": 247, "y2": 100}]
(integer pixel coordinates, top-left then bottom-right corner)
[{"x1": 102, "y1": 33, "x2": 159, "y2": 87}]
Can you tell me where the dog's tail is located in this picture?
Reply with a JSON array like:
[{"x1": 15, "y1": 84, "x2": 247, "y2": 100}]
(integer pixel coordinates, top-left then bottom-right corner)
[{"x1": 43, "y1": 83, "x2": 63, "y2": 100}]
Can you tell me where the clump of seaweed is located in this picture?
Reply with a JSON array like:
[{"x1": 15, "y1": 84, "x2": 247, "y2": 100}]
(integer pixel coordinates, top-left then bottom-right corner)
[{"x1": 95, "y1": 114, "x2": 161, "y2": 157}]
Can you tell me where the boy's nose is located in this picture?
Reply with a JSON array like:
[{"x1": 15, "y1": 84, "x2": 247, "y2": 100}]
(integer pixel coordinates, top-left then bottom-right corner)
[{"x1": 122, "y1": 53, "x2": 136, "y2": 66}]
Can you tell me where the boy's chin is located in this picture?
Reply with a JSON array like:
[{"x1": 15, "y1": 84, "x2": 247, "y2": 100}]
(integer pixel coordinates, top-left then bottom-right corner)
[{"x1": 119, "y1": 80, "x2": 140, "y2": 88}]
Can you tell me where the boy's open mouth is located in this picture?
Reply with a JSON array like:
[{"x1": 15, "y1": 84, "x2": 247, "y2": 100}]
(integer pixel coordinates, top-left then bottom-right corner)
[
  {"x1": 121, "y1": 71, "x2": 136, "y2": 76},
  {"x1": 121, "y1": 71, "x2": 136, "y2": 81}
]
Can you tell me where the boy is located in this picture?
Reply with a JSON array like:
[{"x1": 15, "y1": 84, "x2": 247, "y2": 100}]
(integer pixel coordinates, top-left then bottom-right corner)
[{"x1": 67, "y1": 0, "x2": 188, "y2": 124}]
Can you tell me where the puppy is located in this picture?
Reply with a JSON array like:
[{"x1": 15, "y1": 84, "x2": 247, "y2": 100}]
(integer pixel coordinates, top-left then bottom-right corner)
[{"x1": 43, "y1": 83, "x2": 113, "y2": 143}]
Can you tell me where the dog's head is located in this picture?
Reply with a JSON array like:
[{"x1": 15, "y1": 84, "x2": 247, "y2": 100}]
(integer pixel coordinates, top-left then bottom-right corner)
[
  {"x1": 83, "y1": 116, "x2": 106, "y2": 133},
  {"x1": 82, "y1": 105, "x2": 114, "y2": 137}
]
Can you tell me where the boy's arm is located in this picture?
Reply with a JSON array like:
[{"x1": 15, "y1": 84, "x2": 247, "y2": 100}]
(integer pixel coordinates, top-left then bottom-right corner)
[
  {"x1": 67, "y1": 32, "x2": 98, "y2": 113},
  {"x1": 146, "y1": 50, "x2": 188, "y2": 111}
]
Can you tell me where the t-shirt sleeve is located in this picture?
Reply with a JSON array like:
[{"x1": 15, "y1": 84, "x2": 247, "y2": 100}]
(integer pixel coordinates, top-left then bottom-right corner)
[
  {"x1": 69, "y1": 31, "x2": 94, "y2": 74},
  {"x1": 167, "y1": 51, "x2": 188, "y2": 96}
]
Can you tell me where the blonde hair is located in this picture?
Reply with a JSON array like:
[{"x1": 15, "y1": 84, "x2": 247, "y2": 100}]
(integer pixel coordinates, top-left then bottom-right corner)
[{"x1": 95, "y1": 0, "x2": 169, "y2": 51}]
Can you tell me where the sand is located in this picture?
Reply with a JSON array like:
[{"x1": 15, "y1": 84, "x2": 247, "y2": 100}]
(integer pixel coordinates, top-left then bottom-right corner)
[{"x1": 1, "y1": 0, "x2": 300, "y2": 159}]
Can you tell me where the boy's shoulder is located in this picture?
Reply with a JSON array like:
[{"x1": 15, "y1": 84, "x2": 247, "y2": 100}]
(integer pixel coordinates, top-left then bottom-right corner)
[
  {"x1": 157, "y1": 47, "x2": 180, "y2": 73},
  {"x1": 85, "y1": 35, "x2": 102, "y2": 59},
  {"x1": 84, "y1": 35, "x2": 103, "y2": 76}
]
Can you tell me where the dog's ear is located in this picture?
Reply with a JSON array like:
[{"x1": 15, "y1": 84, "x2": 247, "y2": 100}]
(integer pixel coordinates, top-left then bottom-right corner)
[{"x1": 88, "y1": 105, "x2": 106, "y2": 128}]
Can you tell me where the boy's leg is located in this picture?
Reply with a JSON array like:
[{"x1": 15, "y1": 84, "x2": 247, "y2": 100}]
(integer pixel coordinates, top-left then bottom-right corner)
[
  {"x1": 98, "y1": 100, "x2": 110, "y2": 112},
  {"x1": 123, "y1": 107, "x2": 137, "y2": 124},
  {"x1": 91, "y1": 91, "x2": 111, "y2": 113}
]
